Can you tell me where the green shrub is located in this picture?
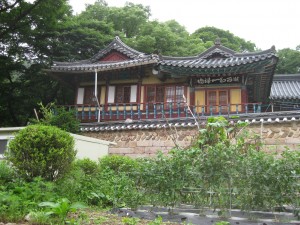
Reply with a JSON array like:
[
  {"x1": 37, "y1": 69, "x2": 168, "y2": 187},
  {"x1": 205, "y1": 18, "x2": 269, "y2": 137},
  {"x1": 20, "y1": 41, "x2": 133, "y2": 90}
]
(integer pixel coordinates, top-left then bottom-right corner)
[
  {"x1": 74, "y1": 158, "x2": 98, "y2": 176},
  {"x1": 98, "y1": 155, "x2": 139, "y2": 173},
  {"x1": 47, "y1": 106, "x2": 80, "y2": 134},
  {"x1": 0, "y1": 161, "x2": 14, "y2": 185},
  {"x1": 38, "y1": 198, "x2": 86, "y2": 224},
  {"x1": 7, "y1": 124, "x2": 76, "y2": 181},
  {"x1": 0, "y1": 191, "x2": 24, "y2": 222},
  {"x1": 0, "y1": 177, "x2": 57, "y2": 223},
  {"x1": 55, "y1": 160, "x2": 101, "y2": 203},
  {"x1": 31, "y1": 102, "x2": 80, "y2": 134}
]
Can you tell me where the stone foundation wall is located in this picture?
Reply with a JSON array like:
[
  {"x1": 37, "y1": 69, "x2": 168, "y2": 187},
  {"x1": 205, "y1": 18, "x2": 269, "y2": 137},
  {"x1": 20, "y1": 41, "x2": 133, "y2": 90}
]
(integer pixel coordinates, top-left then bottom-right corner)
[
  {"x1": 84, "y1": 121, "x2": 300, "y2": 157},
  {"x1": 248, "y1": 121, "x2": 300, "y2": 154},
  {"x1": 85, "y1": 128, "x2": 198, "y2": 158}
]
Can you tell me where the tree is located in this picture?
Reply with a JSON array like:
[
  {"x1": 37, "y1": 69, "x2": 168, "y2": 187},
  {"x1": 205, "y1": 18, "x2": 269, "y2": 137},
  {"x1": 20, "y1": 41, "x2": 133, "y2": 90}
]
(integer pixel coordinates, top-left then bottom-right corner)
[
  {"x1": 128, "y1": 20, "x2": 205, "y2": 56},
  {"x1": 275, "y1": 47, "x2": 300, "y2": 74},
  {"x1": 7, "y1": 124, "x2": 76, "y2": 181},
  {"x1": 31, "y1": 103, "x2": 80, "y2": 134},
  {"x1": 0, "y1": 0, "x2": 74, "y2": 127},
  {"x1": 0, "y1": 0, "x2": 45, "y2": 40},
  {"x1": 191, "y1": 26, "x2": 256, "y2": 52}
]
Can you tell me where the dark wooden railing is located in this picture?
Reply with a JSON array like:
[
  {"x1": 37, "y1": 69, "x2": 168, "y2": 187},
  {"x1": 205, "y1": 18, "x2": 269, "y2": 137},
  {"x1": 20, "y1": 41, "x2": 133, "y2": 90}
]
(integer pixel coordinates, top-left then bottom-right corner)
[{"x1": 62, "y1": 102, "x2": 262, "y2": 123}]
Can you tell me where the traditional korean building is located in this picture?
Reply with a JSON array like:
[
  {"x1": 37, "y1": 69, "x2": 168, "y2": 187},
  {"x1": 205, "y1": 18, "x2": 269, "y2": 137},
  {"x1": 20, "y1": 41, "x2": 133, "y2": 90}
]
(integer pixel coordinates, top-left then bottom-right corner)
[
  {"x1": 47, "y1": 36, "x2": 278, "y2": 124},
  {"x1": 270, "y1": 74, "x2": 300, "y2": 111}
]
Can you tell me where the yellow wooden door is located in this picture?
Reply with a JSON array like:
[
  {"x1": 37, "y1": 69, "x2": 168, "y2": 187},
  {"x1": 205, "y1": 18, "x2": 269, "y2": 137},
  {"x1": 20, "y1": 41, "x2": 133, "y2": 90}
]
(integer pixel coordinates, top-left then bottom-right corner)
[
  {"x1": 195, "y1": 90, "x2": 205, "y2": 113},
  {"x1": 230, "y1": 89, "x2": 242, "y2": 112}
]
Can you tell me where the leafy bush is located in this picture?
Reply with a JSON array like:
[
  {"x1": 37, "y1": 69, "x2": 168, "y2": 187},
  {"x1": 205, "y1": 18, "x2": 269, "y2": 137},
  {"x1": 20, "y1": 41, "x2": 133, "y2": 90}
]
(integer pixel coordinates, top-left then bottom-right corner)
[
  {"x1": 7, "y1": 124, "x2": 76, "y2": 181},
  {"x1": 139, "y1": 151, "x2": 192, "y2": 208},
  {"x1": 0, "y1": 177, "x2": 57, "y2": 223},
  {"x1": 0, "y1": 191, "x2": 24, "y2": 222},
  {"x1": 39, "y1": 198, "x2": 86, "y2": 224},
  {"x1": 55, "y1": 162, "x2": 101, "y2": 203},
  {"x1": 98, "y1": 155, "x2": 139, "y2": 173},
  {"x1": 0, "y1": 161, "x2": 14, "y2": 185},
  {"x1": 47, "y1": 106, "x2": 80, "y2": 134},
  {"x1": 55, "y1": 160, "x2": 141, "y2": 208},
  {"x1": 74, "y1": 158, "x2": 99, "y2": 176},
  {"x1": 31, "y1": 102, "x2": 80, "y2": 134}
]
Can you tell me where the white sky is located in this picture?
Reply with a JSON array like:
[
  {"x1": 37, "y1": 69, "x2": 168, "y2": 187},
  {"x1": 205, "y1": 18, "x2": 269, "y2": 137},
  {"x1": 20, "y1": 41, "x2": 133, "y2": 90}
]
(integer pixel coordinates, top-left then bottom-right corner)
[{"x1": 69, "y1": 0, "x2": 300, "y2": 50}]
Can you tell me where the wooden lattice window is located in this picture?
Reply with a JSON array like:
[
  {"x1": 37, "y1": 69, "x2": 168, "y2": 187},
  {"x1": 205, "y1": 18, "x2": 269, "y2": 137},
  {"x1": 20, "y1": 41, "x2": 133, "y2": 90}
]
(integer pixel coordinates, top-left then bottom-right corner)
[
  {"x1": 207, "y1": 90, "x2": 228, "y2": 112},
  {"x1": 146, "y1": 85, "x2": 184, "y2": 104},
  {"x1": 84, "y1": 87, "x2": 97, "y2": 105},
  {"x1": 115, "y1": 86, "x2": 131, "y2": 103}
]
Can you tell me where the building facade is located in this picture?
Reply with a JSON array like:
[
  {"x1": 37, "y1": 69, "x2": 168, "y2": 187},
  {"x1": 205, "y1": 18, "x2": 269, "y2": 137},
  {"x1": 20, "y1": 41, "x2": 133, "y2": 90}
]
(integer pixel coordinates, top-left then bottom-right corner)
[{"x1": 47, "y1": 36, "x2": 278, "y2": 123}]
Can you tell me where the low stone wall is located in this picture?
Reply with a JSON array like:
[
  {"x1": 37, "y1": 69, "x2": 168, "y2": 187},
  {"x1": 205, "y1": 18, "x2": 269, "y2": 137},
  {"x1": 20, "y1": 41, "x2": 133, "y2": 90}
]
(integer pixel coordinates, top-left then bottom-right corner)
[
  {"x1": 84, "y1": 121, "x2": 300, "y2": 157},
  {"x1": 249, "y1": 121, "x2": 300, "y2": 154},
  {"x1": 85, "y1": 128, "x2": 198, "y2": 158}
]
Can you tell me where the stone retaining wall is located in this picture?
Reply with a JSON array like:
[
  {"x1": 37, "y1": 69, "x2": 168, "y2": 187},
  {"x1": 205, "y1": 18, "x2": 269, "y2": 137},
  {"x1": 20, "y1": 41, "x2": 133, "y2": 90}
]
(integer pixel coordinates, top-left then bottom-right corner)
[
  {"x1": 84, "y1": 121, "x2": 300, "y2": 157},
  {"x1": 249, "y1": 121, "x2": 300, "y2": 154}
]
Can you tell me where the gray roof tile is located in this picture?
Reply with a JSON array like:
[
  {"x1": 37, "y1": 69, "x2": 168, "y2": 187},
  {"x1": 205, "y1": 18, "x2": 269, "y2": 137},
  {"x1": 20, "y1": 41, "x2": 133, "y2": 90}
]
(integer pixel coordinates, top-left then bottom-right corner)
[
  {"x1": 270, "y1": 74, "x2": 300, "y2": 100},
  {"x1": 271, "y1": 81, "x2": 300, "y2": 100},
  {"x1": 50, "y1": 37, "x2": 277, "y2": 73},
  {"x1": 51, "y1": 36, "x2": 159, "y2": 72},
  {"x1": 79, "y1": 111, "x2": 300, "y2": 132},
  {"x1": 159, "y1": 46, "x2": 277, "y2": 69}
]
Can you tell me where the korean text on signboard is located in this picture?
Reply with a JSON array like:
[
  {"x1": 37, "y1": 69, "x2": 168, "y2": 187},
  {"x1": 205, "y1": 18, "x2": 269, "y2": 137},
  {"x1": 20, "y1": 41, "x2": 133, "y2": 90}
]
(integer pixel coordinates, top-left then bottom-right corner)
[{"x1": 195, "y1": 76, "x2": 240, "y2": 85}]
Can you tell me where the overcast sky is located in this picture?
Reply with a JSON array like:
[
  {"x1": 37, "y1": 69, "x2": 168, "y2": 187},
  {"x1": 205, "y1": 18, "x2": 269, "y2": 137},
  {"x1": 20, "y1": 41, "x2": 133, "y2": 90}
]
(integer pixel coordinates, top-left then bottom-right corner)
[{"x1": 69, "y1": 0, "x2": 300, "y2": 51}]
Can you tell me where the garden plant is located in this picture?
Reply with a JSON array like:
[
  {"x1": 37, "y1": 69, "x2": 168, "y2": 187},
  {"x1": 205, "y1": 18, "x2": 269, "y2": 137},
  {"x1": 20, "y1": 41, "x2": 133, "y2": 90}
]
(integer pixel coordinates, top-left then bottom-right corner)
[{"x1": 0, "y1": 117, "x2": 300, "y2": 224}]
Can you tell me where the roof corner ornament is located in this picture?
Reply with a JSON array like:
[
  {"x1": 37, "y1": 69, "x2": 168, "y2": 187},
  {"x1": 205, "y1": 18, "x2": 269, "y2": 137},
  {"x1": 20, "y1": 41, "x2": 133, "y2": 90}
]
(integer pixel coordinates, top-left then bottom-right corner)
[
  {"x1": 271, "y1": 45, "x2": 276, "y2": 51},
  {"x1": 152, "y1": 65, "x2": 166, "y2": 81},
  {"x1": 215, "y1": 37, "x2": 221, "y2": 46},
  {"x1": 152, "y1": 65, "x2": 159, "y2": 75}
]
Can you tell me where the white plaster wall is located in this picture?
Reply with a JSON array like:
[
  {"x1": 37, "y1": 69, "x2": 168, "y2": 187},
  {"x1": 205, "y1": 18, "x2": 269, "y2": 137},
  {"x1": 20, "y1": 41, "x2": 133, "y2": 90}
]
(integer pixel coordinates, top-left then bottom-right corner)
[
  {"x1": 0, "y1": 127, "x2": 115, "y2": 161},
  {"x1": 74, "y1": 139, "x2": 108, "y2": 160},
  {"x1": 71, "y1": 134, "x2": 114, "y2": 161}
]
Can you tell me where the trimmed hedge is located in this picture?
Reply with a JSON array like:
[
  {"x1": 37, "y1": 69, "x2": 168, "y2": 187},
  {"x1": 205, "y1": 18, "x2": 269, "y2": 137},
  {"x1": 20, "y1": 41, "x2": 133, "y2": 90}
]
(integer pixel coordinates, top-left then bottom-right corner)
[{"x1": 7, "y1": 125, "x2": 76, "y2": 181}]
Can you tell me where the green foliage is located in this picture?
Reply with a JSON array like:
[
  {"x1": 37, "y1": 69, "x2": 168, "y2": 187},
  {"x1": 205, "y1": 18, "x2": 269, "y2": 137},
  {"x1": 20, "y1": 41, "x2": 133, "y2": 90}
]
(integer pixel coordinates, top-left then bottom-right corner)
[
  {"x1": 0, "y1": 177, "x2": 57, "y2": 222},
  {"x1": 136, "y1": 117, "x2": 300, "y2": 213},
  {"x1": 39, "y1": 198, "x2": 86, "y2": 224},
  {"x1": 122, "y1": 217, "x2": 140, "y2": 225},
  {"x1": 214, "y1": 221, "x2": 231, "y2": 225},
  {"x1": 0, "y1": 0, "x2": 73, "y2": 127},
  {"x1": 55, "y1": 157, "x2": 142, "y2": 208},
  {"x1": 55, "y1": 159, "x2": 105, "y2": 204},
  {"x1": 147, "y1": 216, "x2": 163, "y2": 225},
  {"x1": 74, "y1": 158, "x2": 99, "y2": 176},
  {"x1": 276, "y1": 47, "x2": 300, "y2": 74},
  {"x1": 54, "y1": 163, "x2": 96, "y2": 203},
  {"x1": 0, "y1": 191, "x2": 24, "y2": 222},
  {"x1": 50, "y1": 117, "x2": 300, "y2": 213},
  {"x1": 27, "y1": 211, "x2": 52, "y2": 225},
  {"x1": 7, "y1": 124, "x2": 76, "y2": 181},
  {"x1": 0, "y1": 161, "x2": 14, "y2": 185},
  {"x1": 1, "y1": 116, "x2": 300, "y2": 222},
  {"x1": 192, "y1": 26, "x2": 256, "y2": 52},
  {"x1": 139, "y1": 151, "x2": 192, "y2": 208},
  {"x1": 99, "y1": 154, "x2": 139, "y2": 173},
  {"x1": 31, "y1": 102, "x2": 80, "y2": 133}
]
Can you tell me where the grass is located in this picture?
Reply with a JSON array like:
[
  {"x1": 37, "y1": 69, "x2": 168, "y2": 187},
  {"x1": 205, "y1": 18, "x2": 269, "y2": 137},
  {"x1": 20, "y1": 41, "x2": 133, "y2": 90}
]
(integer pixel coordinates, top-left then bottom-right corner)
[{"x1": 6, "y1": 209, "x2": 182, "y2": 225}]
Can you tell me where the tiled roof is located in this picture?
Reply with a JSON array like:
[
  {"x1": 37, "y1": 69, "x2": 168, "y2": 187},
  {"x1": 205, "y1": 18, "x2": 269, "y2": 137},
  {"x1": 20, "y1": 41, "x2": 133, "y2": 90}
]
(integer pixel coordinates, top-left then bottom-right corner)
[
  {"x1": 80, "y1": 111, "x2": 300, "y2": 132},
  {"x1": 90, "y1": 36, "x2": 147, "y2": 61},
  {"x1": 270, "y1": 74, "x2": 300, "y2": 100},
  {"x1": 51, "y1": 36, "x2": 159, "y2": 72},
  {"x1": 50, "y1": 37, "x2": 277, "y2": 73},
  {"x1": 159, "y1": 45, "x2": 277, "y2": 69},
  {"x1": 51, "y1": 57, "x2": 158, "y2": 72}
]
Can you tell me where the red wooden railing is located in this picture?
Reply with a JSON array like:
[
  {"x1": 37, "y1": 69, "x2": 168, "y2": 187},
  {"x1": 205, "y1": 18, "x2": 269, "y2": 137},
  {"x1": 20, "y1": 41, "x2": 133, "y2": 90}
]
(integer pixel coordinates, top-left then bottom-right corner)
[{"x1": 61, "y1": 102, "x2": 262, "y2": 123}]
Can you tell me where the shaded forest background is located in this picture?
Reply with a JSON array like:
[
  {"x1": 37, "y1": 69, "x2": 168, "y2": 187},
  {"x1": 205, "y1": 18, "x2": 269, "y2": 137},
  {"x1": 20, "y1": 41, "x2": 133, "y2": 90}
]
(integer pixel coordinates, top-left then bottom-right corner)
[{"x1": 1, "y1": 0, "x2": 300, "y2": 127}]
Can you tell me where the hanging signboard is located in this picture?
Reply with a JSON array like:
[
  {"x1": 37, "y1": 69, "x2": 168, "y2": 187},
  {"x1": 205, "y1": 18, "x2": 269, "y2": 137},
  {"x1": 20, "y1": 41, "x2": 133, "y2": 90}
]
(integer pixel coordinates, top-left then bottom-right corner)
[{"x1": 192, "y1": 76, "x2": 241, "y2": 86}]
